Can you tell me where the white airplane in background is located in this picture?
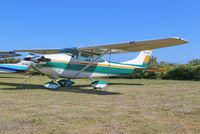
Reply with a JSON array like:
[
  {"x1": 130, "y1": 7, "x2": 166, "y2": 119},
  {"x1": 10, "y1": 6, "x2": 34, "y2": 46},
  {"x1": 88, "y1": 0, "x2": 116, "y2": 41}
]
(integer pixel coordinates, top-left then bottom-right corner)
[
  {"x1": 1, "y1": 37, "x2": 188, "y2": 89},
  {"x1": 0, "y1": 51, "x2": 32, "y2": 73}
]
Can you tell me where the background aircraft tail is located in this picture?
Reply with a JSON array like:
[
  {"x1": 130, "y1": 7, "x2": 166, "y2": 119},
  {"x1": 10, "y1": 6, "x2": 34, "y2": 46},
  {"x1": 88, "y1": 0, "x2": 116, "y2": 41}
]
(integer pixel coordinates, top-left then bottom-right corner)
[{"x1": 122, "y1": 50, "x2": 152, "y2": 68}]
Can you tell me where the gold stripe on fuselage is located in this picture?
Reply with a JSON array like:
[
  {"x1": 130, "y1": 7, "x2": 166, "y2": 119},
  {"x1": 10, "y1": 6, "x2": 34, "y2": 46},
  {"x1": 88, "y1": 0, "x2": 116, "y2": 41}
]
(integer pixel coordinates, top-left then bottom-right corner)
[{"x1": 51, "y1": 60, "x2": 136, "y2": 69}]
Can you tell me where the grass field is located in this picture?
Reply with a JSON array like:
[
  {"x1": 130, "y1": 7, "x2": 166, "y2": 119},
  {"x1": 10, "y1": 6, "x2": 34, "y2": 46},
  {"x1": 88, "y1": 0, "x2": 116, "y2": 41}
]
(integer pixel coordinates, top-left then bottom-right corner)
[{"x1": 0, "y1": 74, "x2": 200, "y2": 134}]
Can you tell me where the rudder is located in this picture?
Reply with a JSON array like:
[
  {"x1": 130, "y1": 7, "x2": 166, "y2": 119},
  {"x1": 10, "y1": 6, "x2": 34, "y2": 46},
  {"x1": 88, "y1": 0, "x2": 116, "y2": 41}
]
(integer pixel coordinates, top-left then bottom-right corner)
[{"x1": 122, "y1": 50, "x2": 152, "y2": 68}]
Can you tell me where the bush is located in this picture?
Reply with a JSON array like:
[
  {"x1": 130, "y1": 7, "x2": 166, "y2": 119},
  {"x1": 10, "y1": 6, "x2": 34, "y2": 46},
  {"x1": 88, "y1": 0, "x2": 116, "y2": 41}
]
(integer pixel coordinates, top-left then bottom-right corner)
[
  {"x1": 191, "y1": 65, "x2": 200, "y2": 80},
  {"x1": 162, "y1": 65, "x2": 194, "y2": 80}
]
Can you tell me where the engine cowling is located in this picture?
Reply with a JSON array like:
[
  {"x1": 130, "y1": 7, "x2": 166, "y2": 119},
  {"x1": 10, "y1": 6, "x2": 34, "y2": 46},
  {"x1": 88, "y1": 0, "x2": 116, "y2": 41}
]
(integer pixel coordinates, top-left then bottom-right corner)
[{"x1": 31, "y1": 56, "x2": 51, "y2": 63}]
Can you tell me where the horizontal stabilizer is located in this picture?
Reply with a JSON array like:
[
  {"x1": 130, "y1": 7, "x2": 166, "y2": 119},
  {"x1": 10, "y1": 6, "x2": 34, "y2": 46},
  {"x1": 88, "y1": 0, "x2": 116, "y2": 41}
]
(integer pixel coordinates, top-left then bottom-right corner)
[{"x1": 135, "y1": 68, "x2": 167, "y2": 72}]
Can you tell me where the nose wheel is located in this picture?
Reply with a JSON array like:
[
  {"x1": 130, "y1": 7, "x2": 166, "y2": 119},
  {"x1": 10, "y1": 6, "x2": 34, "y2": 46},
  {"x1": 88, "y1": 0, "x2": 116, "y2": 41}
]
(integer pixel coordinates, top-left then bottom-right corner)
[{"x1": 43, "y1": 81, "x2": 60, "y2": 89}]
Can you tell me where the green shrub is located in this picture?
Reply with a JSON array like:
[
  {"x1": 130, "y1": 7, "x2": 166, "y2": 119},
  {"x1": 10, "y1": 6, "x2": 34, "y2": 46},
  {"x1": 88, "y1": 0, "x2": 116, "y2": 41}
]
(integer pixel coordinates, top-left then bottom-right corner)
[
  {"x1": 191, "y1": 65, "x2": 200, "y2": 80},
  {"x1": 162, "y1": 65, "x2": 193, "y2": 80}
]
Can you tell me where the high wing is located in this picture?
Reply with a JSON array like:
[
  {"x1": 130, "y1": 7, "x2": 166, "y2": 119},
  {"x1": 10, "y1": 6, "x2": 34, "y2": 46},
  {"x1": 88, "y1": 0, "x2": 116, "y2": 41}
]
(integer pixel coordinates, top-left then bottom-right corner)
[
  {"x1": 78, "y1": 37, "x2": 188, "y2": 55},
  {"x1": 0, "y1": 51, "x2": 21, "y2": 58},
  {"x1": 14, "y1": 37, "x2": 189, "y2": 55}
]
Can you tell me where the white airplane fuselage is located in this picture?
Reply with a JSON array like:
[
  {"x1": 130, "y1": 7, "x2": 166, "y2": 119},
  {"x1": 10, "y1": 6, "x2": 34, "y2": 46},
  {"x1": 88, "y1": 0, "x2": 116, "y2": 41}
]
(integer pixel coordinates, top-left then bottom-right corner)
[{"x1": 33, "y1": 53, "x2": 143, "y2": 80}]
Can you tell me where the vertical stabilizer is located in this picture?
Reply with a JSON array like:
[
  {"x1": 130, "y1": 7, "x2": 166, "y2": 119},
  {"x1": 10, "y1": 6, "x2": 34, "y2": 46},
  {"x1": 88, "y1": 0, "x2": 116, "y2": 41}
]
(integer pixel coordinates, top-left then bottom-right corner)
[{"x1": 122, "y1": 50, "x2": 152, "y2": 67}]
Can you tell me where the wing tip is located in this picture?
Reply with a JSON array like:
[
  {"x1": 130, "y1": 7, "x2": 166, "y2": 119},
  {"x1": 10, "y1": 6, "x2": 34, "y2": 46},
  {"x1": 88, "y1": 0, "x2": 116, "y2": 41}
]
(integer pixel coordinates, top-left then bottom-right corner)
[{"x1": 172, "y1": 37, "x2": 189, "y2": 44}]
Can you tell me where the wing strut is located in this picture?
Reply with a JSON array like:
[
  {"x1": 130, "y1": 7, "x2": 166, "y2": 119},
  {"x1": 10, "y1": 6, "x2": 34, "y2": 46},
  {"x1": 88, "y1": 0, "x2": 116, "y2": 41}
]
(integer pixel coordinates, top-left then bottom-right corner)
[{"x1": 73, "y1": 49, "x2": 110, "y2": 78}]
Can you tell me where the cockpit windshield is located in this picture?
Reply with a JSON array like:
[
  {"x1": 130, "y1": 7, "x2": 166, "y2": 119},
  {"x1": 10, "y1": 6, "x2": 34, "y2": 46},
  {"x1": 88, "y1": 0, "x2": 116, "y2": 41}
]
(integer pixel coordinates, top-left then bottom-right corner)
[
  {"x1": 59, "y1": 48, "x2": 79, "y2": 55},
  {"x1": 58, "y1": 48, "x2": 106, "y2": 62}
]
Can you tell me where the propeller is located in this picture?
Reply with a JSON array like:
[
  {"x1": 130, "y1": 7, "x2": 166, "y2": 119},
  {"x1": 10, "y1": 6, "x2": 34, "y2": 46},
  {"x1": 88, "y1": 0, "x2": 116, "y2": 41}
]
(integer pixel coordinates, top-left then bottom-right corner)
[
  {"x1": 38, "y1": 56, "x2": 51, "y2": 62},
  {"x1": 31, "y1": 56, "x2": 51, "y2": 63}
]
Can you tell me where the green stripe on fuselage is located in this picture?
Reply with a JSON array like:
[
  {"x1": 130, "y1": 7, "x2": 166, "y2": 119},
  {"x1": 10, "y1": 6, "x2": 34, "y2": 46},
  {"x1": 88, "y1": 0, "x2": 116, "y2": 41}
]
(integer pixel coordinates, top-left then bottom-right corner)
[{"x1": 40, "y1": 62, "x2": 135, "y2": 75}]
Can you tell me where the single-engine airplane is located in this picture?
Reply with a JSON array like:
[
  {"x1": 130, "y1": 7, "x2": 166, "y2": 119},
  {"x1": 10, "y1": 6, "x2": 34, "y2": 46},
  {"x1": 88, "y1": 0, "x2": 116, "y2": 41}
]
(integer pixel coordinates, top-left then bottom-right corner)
[{"x1": 1, "y1": 37, "x2": 189, "y2": 89}]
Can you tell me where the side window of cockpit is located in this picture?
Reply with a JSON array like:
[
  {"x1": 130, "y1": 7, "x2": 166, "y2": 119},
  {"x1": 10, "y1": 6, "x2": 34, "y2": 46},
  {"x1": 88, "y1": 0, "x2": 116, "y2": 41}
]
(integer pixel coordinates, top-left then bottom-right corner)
[
  {"x1": 78, "y1": 52, "x2": 106, "y2": 63},
  {"x1": 80, "y1": 56, "x2": 105, "y2": 62},
  {"x1": 93, "y1": 56, "x2": 105, "y2": 62},
  {"x1": 79, "y1": 56, "x2": 91, "y2": 62},
  {"x1": 96, "y1": 58, "x2": 105, "y2": 62}
]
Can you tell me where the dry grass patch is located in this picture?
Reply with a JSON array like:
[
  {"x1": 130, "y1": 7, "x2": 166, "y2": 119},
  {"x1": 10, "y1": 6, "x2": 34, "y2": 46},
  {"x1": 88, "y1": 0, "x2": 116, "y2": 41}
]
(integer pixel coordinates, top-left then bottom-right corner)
[{"x1": 0, "y1": 74, "x2": 200, "y2": 134}]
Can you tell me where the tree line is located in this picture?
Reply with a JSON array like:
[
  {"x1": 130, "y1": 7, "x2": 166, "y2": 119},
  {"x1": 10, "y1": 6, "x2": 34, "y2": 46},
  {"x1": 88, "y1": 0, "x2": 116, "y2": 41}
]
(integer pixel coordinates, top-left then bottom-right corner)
[{"x1": 126, "y1": 56, "x2": 200, "y2": 80}]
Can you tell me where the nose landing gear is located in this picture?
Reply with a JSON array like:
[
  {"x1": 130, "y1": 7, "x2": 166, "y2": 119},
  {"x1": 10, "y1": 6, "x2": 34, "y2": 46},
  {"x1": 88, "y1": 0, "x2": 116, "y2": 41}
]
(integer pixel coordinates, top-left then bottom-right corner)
[
  {"x1": 43, "y1": 81, "x2": 60, "y2": 89},
  {"x1": 43, "y1": 78, "x2": 107, "y2": 89},
  {"x1": 43, "y1": 79, "x2": 75, "y2": 89}
]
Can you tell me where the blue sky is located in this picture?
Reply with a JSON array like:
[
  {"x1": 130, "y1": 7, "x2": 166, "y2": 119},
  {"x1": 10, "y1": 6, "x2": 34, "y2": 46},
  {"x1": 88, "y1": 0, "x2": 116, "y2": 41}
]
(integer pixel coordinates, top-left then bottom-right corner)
[{"x1": 0, "y1": 0, "x2": 199, "y2": 63}]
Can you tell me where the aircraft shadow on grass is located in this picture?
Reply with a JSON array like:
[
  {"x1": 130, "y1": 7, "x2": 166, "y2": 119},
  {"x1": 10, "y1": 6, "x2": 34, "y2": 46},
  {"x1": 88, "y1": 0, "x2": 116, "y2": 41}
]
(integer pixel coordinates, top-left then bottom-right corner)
[
  {"x1": 108, "y1": 83, "x2": 144, "y2": 86},
  {"x1": 0, "y1": 82, "x2": 144, "y2": 95},
  {"x1": 0, "y1": 81, "x2": 136, "y2": 95}
]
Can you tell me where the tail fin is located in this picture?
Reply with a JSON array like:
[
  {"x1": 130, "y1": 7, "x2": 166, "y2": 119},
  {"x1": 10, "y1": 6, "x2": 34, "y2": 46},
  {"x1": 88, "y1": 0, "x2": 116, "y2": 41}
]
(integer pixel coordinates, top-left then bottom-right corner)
[{"x1": 122, "y1": 50, "x2": 152, "y2": 68}]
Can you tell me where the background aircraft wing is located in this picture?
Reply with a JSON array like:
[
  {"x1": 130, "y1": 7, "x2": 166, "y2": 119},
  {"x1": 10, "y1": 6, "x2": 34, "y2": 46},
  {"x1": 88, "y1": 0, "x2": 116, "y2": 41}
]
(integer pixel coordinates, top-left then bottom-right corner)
[
  {"x1": 0, "y1": 51, "x2": 21, "y2": 58},
  {"x1": 13, "y1": 49, "x2": 60, "y2": 54},
  {"x1": 14, "y1": 37, "x2": 188, "y2": 55}
]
